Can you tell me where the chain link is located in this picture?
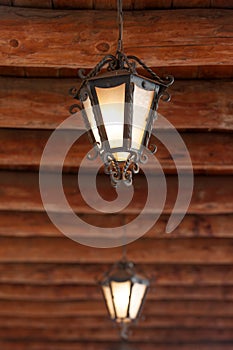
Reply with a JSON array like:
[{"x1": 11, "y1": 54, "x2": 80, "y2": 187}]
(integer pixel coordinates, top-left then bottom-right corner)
[{"x1": 117, "y1": 0, "x2": 124, "y2": 52}]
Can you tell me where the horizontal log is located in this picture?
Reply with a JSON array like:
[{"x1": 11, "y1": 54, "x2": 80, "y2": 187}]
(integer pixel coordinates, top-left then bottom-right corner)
[
  {"x1": 0, "y1": 77, "x2": 233, "y2": 131},
  {"x1": 1, "y1": 326, "x2": 233, "y2": 342},
  {"x1": 0, "y1": 7, "x2": 233, "y2": 68},
  {"x1": 0, "y1": 172, "x2": 232, "y2": 214},
  {"x1": 1, "y1": 212, "x2": 232, "y2": 238},
  {"x1": 0, "y1": 129, "x2": 232, "y2": 174},
  {"x1": 1, "y1": 65, "x2": 233, "y2": 79},
  {"x1": 0, "y1": 342, "x2": 233, "y2": 350},
  {"x1": 0, "y1": 300, "x2": 233, "y2": 317},
  {"x1": 0, "y1": 284, "x2": 233, "y2": 301},
  {"x1": 0, "y1": 237, "x2": 232, "y2": 263},
  {"x1": 1, "y1": 263, "x2": 233, "y2": 286},
  {"x1": 1, "y1": 315, "x2": 233, "y2": 330},
  {"x1": 0, "y1": 0, "x2": 232, "y2": 10},
  {"x1": 1, "y1": 78, "x2": 232, "y2": 131},
  {"x1": 56, "y1": 0, "x2": 233, "y2": 9}
]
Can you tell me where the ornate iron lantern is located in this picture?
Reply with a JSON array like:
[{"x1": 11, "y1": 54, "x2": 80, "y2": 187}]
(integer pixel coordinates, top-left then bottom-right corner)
[
  {"x1": 100, "y1": 260, "x2": 149, "y2": 338},
  {"x1": 70, "y1": 0, "x2": 173, "y2": 187}
]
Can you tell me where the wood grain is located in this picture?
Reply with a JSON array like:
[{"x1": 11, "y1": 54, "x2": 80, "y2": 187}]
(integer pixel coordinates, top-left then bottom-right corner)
[
  {"x1": 1, "y1": 326, "x2": 233, "y2": 342},
  {"x1": 0, "y1": 7, "x2": 232, "y2": 68},
  {"x1": 0, "y1": 315, "x2": 233, "y2": 329},
  {"x1": 13, "y1": 0, "x2": 52, "y2": 7},
  {"x1": 1, "y1": 284, "x2": 233, "y2": 301},
  {"x1": 0, "y1": 172, "x2": 232, "y2": 214},
  {"x1": 1, "y1": 65, "x2": 233, "y2": 79},
  {"x1": 0, "y1": 77, "x2": 232, "y2": 131},
  {"x1": 1, "y1": 0, "x2": 232, "y2": 9},
  {"x1": 1, "y1": 263, "x2": 233, "y2": 285},
  {"x1": 0, "y1": 129, "x2": 232, "y2": 174},
  {"x1": 0, "y1": 299, "x2": 233, "y2": 317},
  {"x1": 0, "y1": 212, "x2": 232, "y2": 238},
  {"x1": 0, "y1": 237, "x2": 232, "y2": 263},
  {"x1": 0, "y1": 341, "x2": 233, "y2": 350}
]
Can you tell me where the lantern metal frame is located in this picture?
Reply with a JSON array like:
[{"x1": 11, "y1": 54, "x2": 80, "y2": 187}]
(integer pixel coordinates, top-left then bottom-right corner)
[
  {"x1": 69, "y1": 0, "x2": 174, "y2": 187},
  {"x1": 100, "y1": 260, "x2": 150, "y2": 326}
]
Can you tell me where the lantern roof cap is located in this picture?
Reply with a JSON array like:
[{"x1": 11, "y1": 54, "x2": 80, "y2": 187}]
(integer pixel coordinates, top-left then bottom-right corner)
[{"x1": 101, "y1": 260, "x2": 150, "y2": 286}]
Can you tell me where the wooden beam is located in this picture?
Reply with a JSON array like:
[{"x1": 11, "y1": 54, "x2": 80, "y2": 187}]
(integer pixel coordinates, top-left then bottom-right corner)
[
  {"x1": 12, "y1": 0, "x2": 52, "y2": 7},
  {"x1": 0, "y1": 237, "x2": 232, "y2": 263},
  {"x1": 0, "y1": 341, "x2": 233, "y2": 350},
  {"x1": 1, "y1": 315, "x2": 233, "y2": 329},
  {"x1": 0, "y1": 212, "x2": 232, "y2": 238},
  {"x1": 1, "y1": 326, "x2": 233, "y2": 342},
  {"x1": 0, "y1": 130, "x2": 232, "y2": 174},
  {"x1": 0, "y1": 284, "x2": 233, "y2": 301},
  {"x1": 1, "y1": 65, "x2": 233, "y2": 79},
  {"x1": 0, "y1": 300, "x2": 233, "y2": 317},
  {"x1": 0, "y1": 78, "x2": 232, "y2": 131},
  {"x1": 1, "y1": 263, "x2": 233, "y2": 285},
  {"x1": 0, "y1": 7, "x2": 232, "y2": 68},
  {"x1": 1, "y1": 0, "x2": 232, "y2": 9},
  {"x1": 0, "y1": 172, "x2": 232, "y2": 214}
]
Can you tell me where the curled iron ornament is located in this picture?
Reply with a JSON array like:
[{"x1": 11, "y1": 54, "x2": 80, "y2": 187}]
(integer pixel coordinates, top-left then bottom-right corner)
[
  {"x1": 103, "y1": 152, "x2": 141, "y2": 188},
  {"x1": 71, "y1": 51, "x2": 174, "y2": 102},
  {"x1": 87, "y1": 144, "x2": 100, "y2": 161},
  {"x1": 69, "y1": 103, "x2": 82, "y2": 115}
]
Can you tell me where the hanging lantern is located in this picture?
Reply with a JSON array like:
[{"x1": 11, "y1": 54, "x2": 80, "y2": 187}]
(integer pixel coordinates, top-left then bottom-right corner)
[
  {"x1": 100, "y1": 261, "x2": 149, "y2": 325},
  {"x1": 70, "y1": 0, "x2": 173, "y2": 187}
]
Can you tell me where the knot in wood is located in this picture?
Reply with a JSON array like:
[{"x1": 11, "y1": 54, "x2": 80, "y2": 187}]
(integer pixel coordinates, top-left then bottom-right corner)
[
  {"x1": 96, "y1": 42, "x2": 110, "y2": 53},
  {"x1": 10, "y1": 39, "x2": 19, "y2": 48}
]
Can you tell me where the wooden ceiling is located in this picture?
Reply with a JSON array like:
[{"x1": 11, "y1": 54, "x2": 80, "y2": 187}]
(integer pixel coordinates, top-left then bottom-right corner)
[{"x1": 0, "y1": 0, "x2": 233, "y2": 349}]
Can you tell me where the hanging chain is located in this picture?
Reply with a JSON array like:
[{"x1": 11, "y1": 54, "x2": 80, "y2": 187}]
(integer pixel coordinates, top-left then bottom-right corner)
[
  {"x1": 122, "y1": 221, "x2": 127, "y2": 261},
  {"x1": 117, "y1": 0, "x2": 124, "y2": 53}
]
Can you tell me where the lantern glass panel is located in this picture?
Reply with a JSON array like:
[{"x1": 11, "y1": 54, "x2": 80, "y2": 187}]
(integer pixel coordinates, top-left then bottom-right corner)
[
  {"x1": 112, "y1": 152, "x2": 130, "y2": 162},
  {"x1": 111, "y1": 280, "x2": 131, "y2": 319},
  {"x1": 96, "y1": 84, "x2": 126, "y2": 149},
  {"x1": 102, "y1": 285, "x2": 115, "y2": 319},
  {"x1": 83, "y1": 96, "x2": 101, "y2": 145},
  {"x1": 129, "y1": 282, "x2": 147, "y2": 319},
  {"x1": 132, "y1": 85, "x2": 154, "y2": 150}
]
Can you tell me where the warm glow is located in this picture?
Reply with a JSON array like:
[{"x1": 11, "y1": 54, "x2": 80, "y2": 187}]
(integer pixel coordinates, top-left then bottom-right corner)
[
  {"x1": 113, "y1": 152, "x2": 130, "y2": 162},
  {"x1": 102, "y1": 285, "x2": 115, "y2": 319},
  {"x1": 132, "y1": 85, "x2": 154, "y2": 150},
  {"x1": 129, "y1": 282, "x2": 147, "y2": 319},
  {"x1": 111, "y1": 281, "x2": 131, "y2": 319},
  {"x1": 83, "y1": 96, "x2": 101, "y2": 145},
  {"x1": 96, "y1": 85, "x2": 126, "y2": 149}
]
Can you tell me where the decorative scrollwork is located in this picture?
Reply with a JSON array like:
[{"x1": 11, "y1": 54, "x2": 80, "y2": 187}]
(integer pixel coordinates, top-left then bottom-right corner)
[
  {"x1": 69, "y1": 86, "x2": 78, "y2": 98},
  {"x1": 71, "y1": 51, "x2": 173, "y2": 109},
  {"x1": 127, "y1": 55, "x2": 174, "y2": 87},
  {"x1": 78, "y1": 55, "x2": 117, "y2": 81},
  {"x1": 122, "y1": 170, "x2": 133, "y2": 187},
  {"x1": 78, "y1": 90, "x2": 88, "y2": 102},
  {"x1": 164, "y1": 75, "x2": 175, "y2": 86},
  {"x1": 69, "y1": 104, "x2": 82, "y2": 114},
  {"x1": 149, "y1": 143, "x2": 157, "y2": 154},
  {"x1": 159, "y1": 90, "x2": 171, "y2": 102},
  {"x1": 78, "y1": 69, "x2": 88, "y2": 80},
  {"x1": 103, "y1": 156, "x2": 122, "y2": 188},
  {"x1": 102, "y1": 152, "x2": 141, "y2": 187},
  {"x1": 139, "y1": 152, "x2": 148, "y2": 164},
  {"x1": 87, "y1": 144, "x2": 100, "y2": 161},
  {"x1": 132, "y1": 162, "x2": 140, "y2": 174}
]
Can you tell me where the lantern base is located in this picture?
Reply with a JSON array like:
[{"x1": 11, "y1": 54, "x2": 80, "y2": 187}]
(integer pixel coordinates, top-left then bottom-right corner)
[{"x1": 104, "y1": 152, "x2": 140, "y2": 188}]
